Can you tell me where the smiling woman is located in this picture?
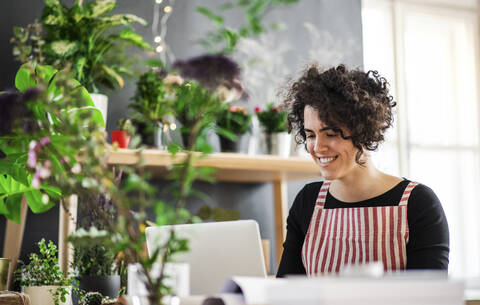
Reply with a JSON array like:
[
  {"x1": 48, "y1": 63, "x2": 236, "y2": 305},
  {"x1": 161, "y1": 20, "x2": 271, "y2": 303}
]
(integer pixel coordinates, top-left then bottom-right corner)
[{"x1": 277, "y1": 64, "x2": 450, "y2": 277}]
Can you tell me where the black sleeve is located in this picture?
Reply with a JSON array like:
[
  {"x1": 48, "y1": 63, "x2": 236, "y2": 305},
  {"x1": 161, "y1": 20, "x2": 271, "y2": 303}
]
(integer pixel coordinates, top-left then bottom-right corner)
[
  {"x1": 276, "y1": 183, "x2": 319, "y2": 277},
  {"x1": 406, "y1": 184, "x2": 449, "y2": 270}
]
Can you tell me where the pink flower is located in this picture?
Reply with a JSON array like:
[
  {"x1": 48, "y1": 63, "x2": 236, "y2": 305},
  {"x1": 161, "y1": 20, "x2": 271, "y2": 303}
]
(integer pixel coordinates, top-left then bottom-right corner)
[
  {"x1": 28, "y1": 150, "x2": 37, "y2": 168},
  {"x1": 229, "y1": 105, "x2": 238, "y2": 112},
  {"x1": 254, "y1": 106, "x2": 261, "y2": 113},
  {"x1": 40, "y1": 136, "x2": 50, "y2": 146},
  {"x1": 32, "y1": 175, "x2": 41, "y2": 189}
]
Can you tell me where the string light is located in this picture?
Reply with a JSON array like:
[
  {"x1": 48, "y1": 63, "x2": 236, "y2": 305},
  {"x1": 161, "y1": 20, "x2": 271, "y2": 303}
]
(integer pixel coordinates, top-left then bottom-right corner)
[{"x1": 152, "y1": 0, "x2": 175, "y2": 64}]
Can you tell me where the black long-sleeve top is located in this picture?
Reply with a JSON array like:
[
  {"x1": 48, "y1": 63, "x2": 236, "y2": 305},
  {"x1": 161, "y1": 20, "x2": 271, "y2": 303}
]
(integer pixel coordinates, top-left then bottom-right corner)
[{"x1": 277, "y1": 179, "x2": 449, "y2": 277}]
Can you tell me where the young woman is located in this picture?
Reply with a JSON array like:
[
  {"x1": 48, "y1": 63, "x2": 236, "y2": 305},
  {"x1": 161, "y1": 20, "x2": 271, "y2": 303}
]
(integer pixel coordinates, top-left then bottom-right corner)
[{"x1": 277, "y1": 65, "x2": 449, "y2": 277}]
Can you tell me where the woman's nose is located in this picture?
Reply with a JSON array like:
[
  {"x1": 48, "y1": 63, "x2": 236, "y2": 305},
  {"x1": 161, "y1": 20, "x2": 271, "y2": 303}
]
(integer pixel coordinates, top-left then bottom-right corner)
[{"x1": 314, "y1": 139, "x2": 328, "y2": 153}]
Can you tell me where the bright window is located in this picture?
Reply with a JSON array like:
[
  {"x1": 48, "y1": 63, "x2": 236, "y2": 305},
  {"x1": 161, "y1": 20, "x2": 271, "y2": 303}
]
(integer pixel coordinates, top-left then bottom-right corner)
[{"x1": 362, "y1": 0, "x2": 480, "y2": 277}]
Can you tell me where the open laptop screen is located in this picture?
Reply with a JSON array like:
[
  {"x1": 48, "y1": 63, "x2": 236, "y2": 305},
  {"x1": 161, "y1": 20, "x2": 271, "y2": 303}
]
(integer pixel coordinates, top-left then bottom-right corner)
[{"x1": 145, "y1": 220, "x2": 267, "y2": 295}]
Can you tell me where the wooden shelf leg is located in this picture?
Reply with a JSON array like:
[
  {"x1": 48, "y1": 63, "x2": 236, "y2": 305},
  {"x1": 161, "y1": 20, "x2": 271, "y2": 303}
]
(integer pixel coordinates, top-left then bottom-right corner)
[
  {"x1": 273, "y1": 179, "x2": 288, "y2": 270},
  {"x1": 58, "y1": 195, "x2": 77, "y2": 275},
  {"x1": 2, "y1": 195, "x2": 28, "y2": 290}
]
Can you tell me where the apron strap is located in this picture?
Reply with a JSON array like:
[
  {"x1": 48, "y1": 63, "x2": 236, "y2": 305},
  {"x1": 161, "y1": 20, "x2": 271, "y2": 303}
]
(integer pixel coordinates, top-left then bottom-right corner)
[{"x1": 399, "y1": 181, "x2": 419, "y2": 206}]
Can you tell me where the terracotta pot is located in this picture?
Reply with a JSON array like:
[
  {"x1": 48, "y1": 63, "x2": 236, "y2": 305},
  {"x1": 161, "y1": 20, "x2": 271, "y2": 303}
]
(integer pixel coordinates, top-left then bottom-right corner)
[{"x1": 111, "y1": 130, "x2": 131, "y2": 148}]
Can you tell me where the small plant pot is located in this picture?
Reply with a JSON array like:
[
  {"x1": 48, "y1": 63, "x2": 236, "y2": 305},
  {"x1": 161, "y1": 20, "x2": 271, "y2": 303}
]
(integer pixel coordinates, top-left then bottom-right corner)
[
  {"x1": 24, "y1": 285, "x2": 71, "y2": 305},
  {"x1": 219, "y1": 135, "x2": 241, "y2": 152},
  {"x1": 264, "y1": 132, "x2": 291, "y2": 157},
  {"x1": 111, "y1": 130, "x2": 131, "y2": 148},
  {"x1": 72, "y1": 275, "x2": 121, "y2": 305}
]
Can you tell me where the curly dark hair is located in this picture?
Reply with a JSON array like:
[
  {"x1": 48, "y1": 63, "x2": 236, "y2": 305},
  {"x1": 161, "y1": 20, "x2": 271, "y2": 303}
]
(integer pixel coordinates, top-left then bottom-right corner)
[{"x1": 284, "y1": 64, "x2": 396, "y2": 164}]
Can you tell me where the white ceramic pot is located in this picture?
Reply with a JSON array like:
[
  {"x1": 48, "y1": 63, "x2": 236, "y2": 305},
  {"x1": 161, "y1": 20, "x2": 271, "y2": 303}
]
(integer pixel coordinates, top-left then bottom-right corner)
[
  {"x1": 90, "y1": 93, "x2": 109, "y2": 126},
  {"x1": 127, "y1": 262, "x2": 190, "y2": 298},
  {"x1": 24, "y1": 285, "x2": 71, "y2": 305},
  {"x1": 264, "y1": 132, "x2": 291, "y2": 157}
]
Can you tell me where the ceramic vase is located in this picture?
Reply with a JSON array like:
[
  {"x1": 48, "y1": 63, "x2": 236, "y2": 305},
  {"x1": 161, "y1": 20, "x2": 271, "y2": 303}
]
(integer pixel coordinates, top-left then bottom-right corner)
[
  {"x1": 265, "y1": 132, "x2": 291, "y2": 157},
  {"x1": 90, "y1": 93, "x2": 108, "y2": 126},
  {"x1": 24, "y1": 285, "x2": 71, "y2": 305}
]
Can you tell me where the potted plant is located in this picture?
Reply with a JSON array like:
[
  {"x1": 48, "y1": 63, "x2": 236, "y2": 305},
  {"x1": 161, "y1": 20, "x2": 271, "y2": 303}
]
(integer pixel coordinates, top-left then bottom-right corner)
[
  {"x1": 111, "y1": 118, "x2": 135, "y2": 149},
  {"x1": 11, "y1": 0, "x2": 151, "y2": 125},
  {"x1": 2, "y1": 58, "x2": 243, "y2": 304},
  {"x1": 129, "y1": 67, "x2": 181, "y2": 149},
  {"x1": 216, "y1": 104, "x2": 252, "y2": 152},
  {"x1": 15, "y1": 239, "x2": 72, "y2": 305},
  {"x1": 254, "y1": 103, "x2": 290, "y2": 156},
  {"x1": 69, "y1": 229, "x2": 120, "y2": 305}
]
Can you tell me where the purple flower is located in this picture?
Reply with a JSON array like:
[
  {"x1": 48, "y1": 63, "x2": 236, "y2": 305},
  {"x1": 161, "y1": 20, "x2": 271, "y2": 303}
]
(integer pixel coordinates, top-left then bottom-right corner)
[{"x1": 172, "y1": 54, "x2": 242, "y2": 92}]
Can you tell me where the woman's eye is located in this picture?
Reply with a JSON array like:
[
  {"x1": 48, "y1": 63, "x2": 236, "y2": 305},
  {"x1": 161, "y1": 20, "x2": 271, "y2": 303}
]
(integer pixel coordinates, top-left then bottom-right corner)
[
  {"x1": 306, "y1": 134, "x2": 315, "y2": 139},
  {"x1": 326, "y1": 133, "x2": 338, "y2": 138}
]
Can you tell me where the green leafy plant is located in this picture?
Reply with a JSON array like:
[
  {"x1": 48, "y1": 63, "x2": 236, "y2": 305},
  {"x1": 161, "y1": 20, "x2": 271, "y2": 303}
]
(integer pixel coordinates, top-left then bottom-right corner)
[
  {"x1": 12, "y1": 0, "x2": 151, "y2": 93},
  {"x1": 116, "y1": 118, "x2": 135, "y2": 137},
  {"x1": 255, "y1": 102, "x2": 288, "y2": 133},
  {"x1": 129, "y1": 68, "x2": 176, "y2": 128},
  {"x1": 196, "y1": 0, "x2": 299, "y2": 54},
  {"x1": 83, "y1": 292, "x2": 103, "y2": 305},
  {"x1": 2, "y1": 57, "x2": 240, "y2": 302},
  {"x1": 15, "y1": 239, "x2": 72, "y2": 305},
  {"x1": 216, "y1": 104, "x2": 252, "y2": 139},
  {"x1": 0, "y1": 64, "x2": 103, "y2": 223}
]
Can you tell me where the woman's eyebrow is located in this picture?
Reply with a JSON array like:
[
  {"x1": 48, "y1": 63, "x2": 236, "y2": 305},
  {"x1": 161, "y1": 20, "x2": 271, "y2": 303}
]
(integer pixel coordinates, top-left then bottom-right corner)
[{"x1": 304, "y1": 127, "x2": 337, "y2": 133}]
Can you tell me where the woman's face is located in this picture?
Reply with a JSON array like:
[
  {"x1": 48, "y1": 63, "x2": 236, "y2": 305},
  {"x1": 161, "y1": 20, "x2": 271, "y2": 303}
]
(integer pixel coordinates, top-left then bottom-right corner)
[{"x1": 304, "y1": 105, "x2": 360, "y2": 181}]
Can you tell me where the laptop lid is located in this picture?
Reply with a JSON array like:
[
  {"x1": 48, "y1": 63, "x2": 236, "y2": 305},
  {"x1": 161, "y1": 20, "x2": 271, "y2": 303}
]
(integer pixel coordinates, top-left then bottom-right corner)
[{"x1": 145, "y1": 220, "x2": 267, "y2": 295}]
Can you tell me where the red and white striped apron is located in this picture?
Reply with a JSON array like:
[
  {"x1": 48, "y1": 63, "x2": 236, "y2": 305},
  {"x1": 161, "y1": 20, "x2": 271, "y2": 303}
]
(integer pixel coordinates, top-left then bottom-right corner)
[{"x1": 301, "y1": 180, "x2": 418, "y2": 275}]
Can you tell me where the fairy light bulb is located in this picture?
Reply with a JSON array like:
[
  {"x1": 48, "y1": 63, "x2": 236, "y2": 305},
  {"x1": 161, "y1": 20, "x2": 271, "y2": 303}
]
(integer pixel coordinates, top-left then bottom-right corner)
[
  {"x1": 164, "y1": 5, "x2": 172, "y2": 13},
  {"x1": 156, "y1": 45, "x2": 164, "y2": 53},
  {"x1": 154, "y1": 36, "x2": 162, "y2": 43},
  {"x1": 170, "y1": 123, "x2": 177, "y2": 131},
  {"x1": 155, "y1": 0, "x2": 163, "y2": 4}
]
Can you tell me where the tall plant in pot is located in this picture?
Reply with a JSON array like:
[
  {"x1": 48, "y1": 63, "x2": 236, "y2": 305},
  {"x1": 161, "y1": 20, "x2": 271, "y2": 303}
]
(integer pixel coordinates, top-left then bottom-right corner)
[
  {"x1": 15, "y1": 239, "x2": 72, "y2": 305},
  {"x1": 10, "y1": 0, "x2": 151, "y2": 125},
  {"x1": 68, "y1": 192, "x2": 122, "y2": 304},
  {"x1": 255, "y1": 102, "x2": 290, "y2": 156},
  {"x1": 129, "y1": 66, "x2": 181, "y2": 149},
  {"x1": 216, "y1": 104, "x2": 252, "y2": 152}
]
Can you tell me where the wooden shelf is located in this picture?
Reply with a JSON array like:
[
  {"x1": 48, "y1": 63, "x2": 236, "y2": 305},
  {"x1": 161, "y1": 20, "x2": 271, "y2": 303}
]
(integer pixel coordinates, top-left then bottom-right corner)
[
  {"x1": 108, "y1": 149, "x2": 321, "y2": 183},
  {"x1": 106, "y1": 148, "x2": 321, "y2": 268}
]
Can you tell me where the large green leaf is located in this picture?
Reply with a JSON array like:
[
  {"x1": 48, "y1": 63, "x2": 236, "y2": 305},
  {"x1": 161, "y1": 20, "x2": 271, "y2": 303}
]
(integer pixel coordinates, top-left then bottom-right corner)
[
  {"x1": 5, "y1": 194, "x2": 23, "y2": 223},
  {"x1": 15, "y1": 65, "x2": 36, "y2": 92},
  {"x1": 36, "y1": 64, "x2": 57, "y2": 80},
  {"x1": 101, "y1": 65, "x2": 124, "y2": 89},
  {"x1": 24, "y1": 189, "x2": 55, "y2": 213},
  {"x1": 49, "y1": 40, "x2": 78, "y2": 57},
  {"x1": 88, "y1": 0, "x2": 116, "y2": 17},
  {"x1": 114, "y1": 29, "x2": 151, "y2": 50},
  {"x1": 0, "y1": 159, "x2": 29, "y2": 186},
  {"x1": 0, "y1": 175, "x2": 28, "y2": 223}
]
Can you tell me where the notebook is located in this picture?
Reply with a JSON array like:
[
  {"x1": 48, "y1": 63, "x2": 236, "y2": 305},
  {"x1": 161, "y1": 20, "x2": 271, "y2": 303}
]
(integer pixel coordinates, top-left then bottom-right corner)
[{"x1": 145, "y1": 220, "x2": 267, "y2": 295}]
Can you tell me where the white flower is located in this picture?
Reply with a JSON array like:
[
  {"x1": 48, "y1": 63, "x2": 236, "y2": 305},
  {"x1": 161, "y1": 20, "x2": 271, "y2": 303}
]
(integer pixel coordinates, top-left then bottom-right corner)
[{"x1": 71, "y1": 163, "x2": 82, "y2": 174}]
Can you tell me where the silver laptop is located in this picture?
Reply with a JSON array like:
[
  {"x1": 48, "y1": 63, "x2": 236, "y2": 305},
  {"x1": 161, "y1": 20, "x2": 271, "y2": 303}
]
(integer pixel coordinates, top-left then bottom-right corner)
[{"x1": 145, "y1": 220, "x2": 267, "y2": 295}]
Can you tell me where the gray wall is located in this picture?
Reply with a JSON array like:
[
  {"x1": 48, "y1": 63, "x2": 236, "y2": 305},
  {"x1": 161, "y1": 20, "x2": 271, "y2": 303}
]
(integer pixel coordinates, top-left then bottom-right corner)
[{"x1": 0, "y1": 0, "x2": 363, "y2": 275}]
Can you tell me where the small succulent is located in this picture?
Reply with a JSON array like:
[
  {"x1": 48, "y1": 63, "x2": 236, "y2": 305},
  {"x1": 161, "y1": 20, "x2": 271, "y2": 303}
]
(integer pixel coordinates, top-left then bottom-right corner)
[{"x1": 83, "y1": 292, "x2": 103, "y2": 305}]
